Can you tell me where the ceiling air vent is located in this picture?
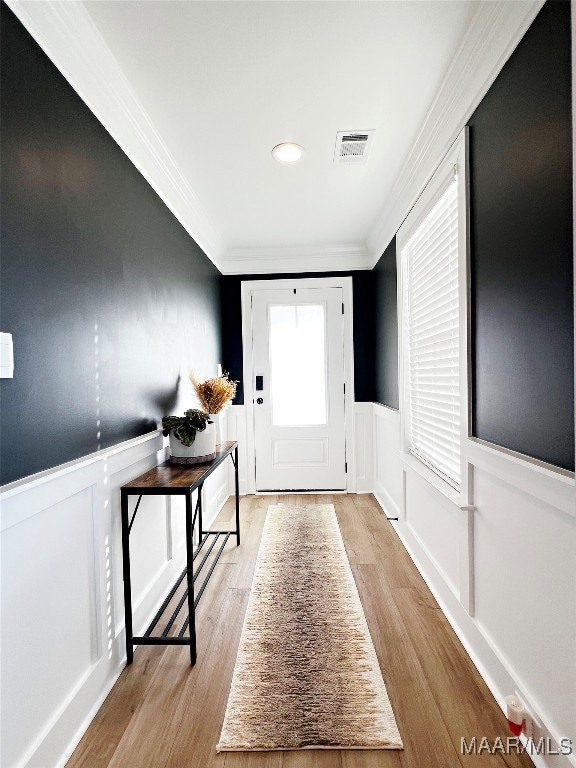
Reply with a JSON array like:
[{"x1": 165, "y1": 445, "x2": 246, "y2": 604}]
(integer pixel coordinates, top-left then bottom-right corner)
[{"x1": 334, "y1": 130, "x2": 375, "y2": 164}]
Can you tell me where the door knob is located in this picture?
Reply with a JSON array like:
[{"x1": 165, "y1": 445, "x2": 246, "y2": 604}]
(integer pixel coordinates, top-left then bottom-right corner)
[{"x1": 256, "y1": 397, "x2": 264, "y2": 405}]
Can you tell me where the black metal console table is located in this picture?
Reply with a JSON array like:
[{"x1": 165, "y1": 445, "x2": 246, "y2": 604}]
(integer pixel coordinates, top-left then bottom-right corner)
[{"x1": 120, "y1": 440, "x2": 240, "y2": 666}]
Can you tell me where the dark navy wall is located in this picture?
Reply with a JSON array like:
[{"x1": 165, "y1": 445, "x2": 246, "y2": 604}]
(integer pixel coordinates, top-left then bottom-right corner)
[
  {"x1": 371, "y1": 0, "x2": 573, "y2": 470},
  {"x1": 373, "y1": 238, "x2": 398, "y2": 410},
  {"x1": 220, "y1": 272, "x2": 376, "y2": 405},
  {"x1": 0, "y1": 5, "x2": 222, "y2": 485},
  {"x1": 468, "y1": 0, "x2": 573, "y2": 470},
  {"x1": 4, "y1": 0, "x2": 571, "y2": 481}
]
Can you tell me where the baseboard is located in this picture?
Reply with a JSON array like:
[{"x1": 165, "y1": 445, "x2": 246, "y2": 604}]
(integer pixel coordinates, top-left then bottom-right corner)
[
  {"x1": 376, "y1": 502, "x2": 574, "y2": 768},
  {"x1": 56, "y1": 670, "x2": 122, "y2": 768},
  {"x1": 373, "y1": 482, "x2": 401, "y2": 520},
  {"x1": 1, "y1": 426, "x2": 235, "y2": 768}
]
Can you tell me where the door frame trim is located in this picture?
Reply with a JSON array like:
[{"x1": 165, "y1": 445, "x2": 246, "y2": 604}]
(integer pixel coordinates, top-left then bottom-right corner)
[{"x1": 241, "y1": 277, "x2": 356, "y2": 495}]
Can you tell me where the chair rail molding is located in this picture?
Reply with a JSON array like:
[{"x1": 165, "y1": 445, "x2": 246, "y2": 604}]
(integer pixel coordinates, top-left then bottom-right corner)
[
  {"x1": 0, "y1": 430, "x2": 230, "y2": 768},
  {"x1": 372, "y1": 402, "x2": 576, "y2": 768}
]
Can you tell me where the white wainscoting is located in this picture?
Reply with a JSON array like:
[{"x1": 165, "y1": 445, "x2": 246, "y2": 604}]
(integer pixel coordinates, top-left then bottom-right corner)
[
  {"x1": 0, "y1": 430, "x2": 231, "y2": 768},
  {"x1": 374, "y1": 404, "x2": 403, "y2": 518},
  {"x1": 5, "y1": 404, "x2": 573, "y2": 768},
  {"x1": 372, "y1": 402, "x2": 576, "y2": 768},
  {"x1": 225, "y1": 404, "x2": 249, "y2": 495},
  {"x1": 353, "y1": 402, "x2": 373, "y2": 493}
]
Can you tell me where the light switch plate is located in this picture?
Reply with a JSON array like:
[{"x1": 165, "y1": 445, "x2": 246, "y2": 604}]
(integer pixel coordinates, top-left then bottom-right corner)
[{"x1": 0, "y1": 332, "x2": 14, "y2": 378}]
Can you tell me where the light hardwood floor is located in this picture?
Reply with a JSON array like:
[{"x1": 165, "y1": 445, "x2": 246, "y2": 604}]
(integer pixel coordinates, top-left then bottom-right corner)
[{"x1": 67, "y1": 495, "x2": 532, "y2": 768}]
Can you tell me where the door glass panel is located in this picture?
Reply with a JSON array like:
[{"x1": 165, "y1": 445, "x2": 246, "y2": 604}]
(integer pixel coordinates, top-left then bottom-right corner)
[{"x1": 269, "y1": 304, "x2": 327, "y2": 425}]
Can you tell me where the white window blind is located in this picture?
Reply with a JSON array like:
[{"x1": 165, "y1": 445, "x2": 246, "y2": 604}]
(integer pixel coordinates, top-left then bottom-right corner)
[{"x1": 403, "y1": 178, "x2": 461, "y2": 488}]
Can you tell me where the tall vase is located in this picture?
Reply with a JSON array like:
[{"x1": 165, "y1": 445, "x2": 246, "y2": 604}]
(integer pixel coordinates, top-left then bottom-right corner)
[{"x1": 210, "y1": 412, "x2": 223, "y2": 448}]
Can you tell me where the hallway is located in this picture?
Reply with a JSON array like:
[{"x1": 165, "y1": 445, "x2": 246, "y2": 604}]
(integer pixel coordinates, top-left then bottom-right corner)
[{"x1": 67, "y1": 495, "x2": 532, "y2": 768}]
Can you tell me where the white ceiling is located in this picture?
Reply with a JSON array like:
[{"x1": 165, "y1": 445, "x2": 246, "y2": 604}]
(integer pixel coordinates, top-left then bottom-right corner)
[
  {"x1": 10, "y1": 0, "x2": 543, "y2": 273},
  {"x1": 84, "y1": 1, "x2": 477, "y2": 252}
]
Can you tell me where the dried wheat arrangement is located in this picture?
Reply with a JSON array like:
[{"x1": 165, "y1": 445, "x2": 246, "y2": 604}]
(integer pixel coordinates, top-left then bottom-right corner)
[{"x1": 190, "y1": 372, "x2": 237, "y2": 414}]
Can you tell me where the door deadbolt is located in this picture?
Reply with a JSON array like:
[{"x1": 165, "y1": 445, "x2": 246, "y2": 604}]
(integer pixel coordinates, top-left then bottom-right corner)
[{"x1": 256, "y1": 397, "x2": 264, "y2": 405}]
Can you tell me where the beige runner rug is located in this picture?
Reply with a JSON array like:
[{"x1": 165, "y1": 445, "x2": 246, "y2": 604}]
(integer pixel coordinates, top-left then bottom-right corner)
[{"x1": 217, "y1": 503, "x2": 402, "y2": 751}]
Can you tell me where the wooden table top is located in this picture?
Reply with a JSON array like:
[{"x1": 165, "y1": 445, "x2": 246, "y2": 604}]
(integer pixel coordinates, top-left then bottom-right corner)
[{"x1": 122, "y1": 441, "x2": 237, "y2": 492}]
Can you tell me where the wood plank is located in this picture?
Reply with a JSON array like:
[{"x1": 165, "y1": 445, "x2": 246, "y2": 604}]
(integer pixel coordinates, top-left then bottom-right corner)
[
  {"x1": 162, "y1": 587, "x2": 250, "y2": 768},
  {"x1": 350, "y1": 494, "x2": 374, "y2": 508},
  {"x1": 395, "y1": 586, "x2": 530, "y2": 768},
  {"x1": 333, "y1": 495, "x2": 378, "y2": 565},
  {"x1": 282, "y1": 750, "x2": 342, "y2": 768},
  {"x1": 67, "y1": 494, "x2": 533, "y2": 768},
  {"x1": 223, "y1": 752, "x2": 283, "y2": 768},
  {"x1": 230, "y1": 500, "x2": 268, "y2": 590},
  {"x1": 217, "y1": 496, "x2": 257, "y2": 565},
  {"x1": 105, "y1": 565, "x2": 240, "y2": 768},
  {"x1": 351, "y1": 563, "x2": 463, "y2": 768},
  {"x1": 342, "y1": 750, "x2": 402, "y2": 768},
  {"x1": 66, "y1": 646, "x2": 165, "y2": 768},
  {"x1": 350, "y1": 503, "x2": 532, "y2": 768},
  {"x1": 363, "y1": 507, "x2": 436, "y2": 599}
]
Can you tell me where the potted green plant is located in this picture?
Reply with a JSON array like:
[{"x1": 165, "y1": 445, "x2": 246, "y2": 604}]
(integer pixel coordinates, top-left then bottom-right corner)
[{"x1": 162, "y1": 409, "x2": 216, "y2": 464}]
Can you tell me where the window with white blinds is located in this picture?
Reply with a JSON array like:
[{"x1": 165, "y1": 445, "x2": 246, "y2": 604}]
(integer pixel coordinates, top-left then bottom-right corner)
[{"x1": 403, "y1": 178, "x2": 461, "y2": 489}]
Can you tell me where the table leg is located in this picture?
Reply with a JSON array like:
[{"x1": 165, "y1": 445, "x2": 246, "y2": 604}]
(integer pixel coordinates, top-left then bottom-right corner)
[
  {"x1": 234, "y1": 444, "x2": 240, "y2": 545},
  {"x1": 120, "y1": 491, "x2": 134, "y2": 665},
  {"x1": 185, "y1": 491, "x2": 197, "y2": 666}
]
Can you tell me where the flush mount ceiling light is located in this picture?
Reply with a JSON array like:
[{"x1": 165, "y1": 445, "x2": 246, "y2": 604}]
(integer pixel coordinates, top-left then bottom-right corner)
[{"x1": 272, "y1": 142, "x2": 305, "y2": 164}]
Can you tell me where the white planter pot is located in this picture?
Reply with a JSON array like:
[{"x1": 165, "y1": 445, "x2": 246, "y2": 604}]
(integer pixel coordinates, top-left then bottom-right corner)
[{"x1": 169, "y1": 422, "x2": 216, "y2": 464}]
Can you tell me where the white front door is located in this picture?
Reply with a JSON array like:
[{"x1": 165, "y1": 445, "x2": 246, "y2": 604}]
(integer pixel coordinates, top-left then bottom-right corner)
[{"x1": 251, "y1": 287, "x2": 346, "y2": 491}]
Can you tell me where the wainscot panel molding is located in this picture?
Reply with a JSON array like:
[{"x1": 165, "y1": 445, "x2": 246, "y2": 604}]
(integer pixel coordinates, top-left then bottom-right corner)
[
  {"x1": 467, "y1": 438, "x2": 575, "y2": 519},
  {"x1": 372, "y1": 403, "x2": 576, "y2": 768},
  {"x1": 0, "y1": 431, "x2": 230, "y2": 768},
  {"x1": 225, "y1": 405, "x2": 249, "y2": 496},
  {"x1": 353, "y1": 402, "x2": 373, "y2": 494},
  {"x1": 373, "y1": 404, "x2": 403, "y2": 520}
]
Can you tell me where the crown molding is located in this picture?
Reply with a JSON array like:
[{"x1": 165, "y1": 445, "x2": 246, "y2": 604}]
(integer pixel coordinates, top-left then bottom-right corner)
[
  {"x1": 7, "y1": 0, "x2": 545, "y2": 276},
  {"x1": 366, "y1": 0, "x2": 545, "y2": 266},
  {"x1": 6, "y1": 0, "x2": 225, "y2": 269},
  {"x1": 222, "y1": 244, "x2": 372, "y2": 275}
]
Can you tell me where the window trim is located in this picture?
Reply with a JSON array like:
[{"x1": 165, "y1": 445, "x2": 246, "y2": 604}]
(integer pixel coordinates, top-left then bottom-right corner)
[{"x1": 396, "y1": 128, "x2": 471, "y2": 506}]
